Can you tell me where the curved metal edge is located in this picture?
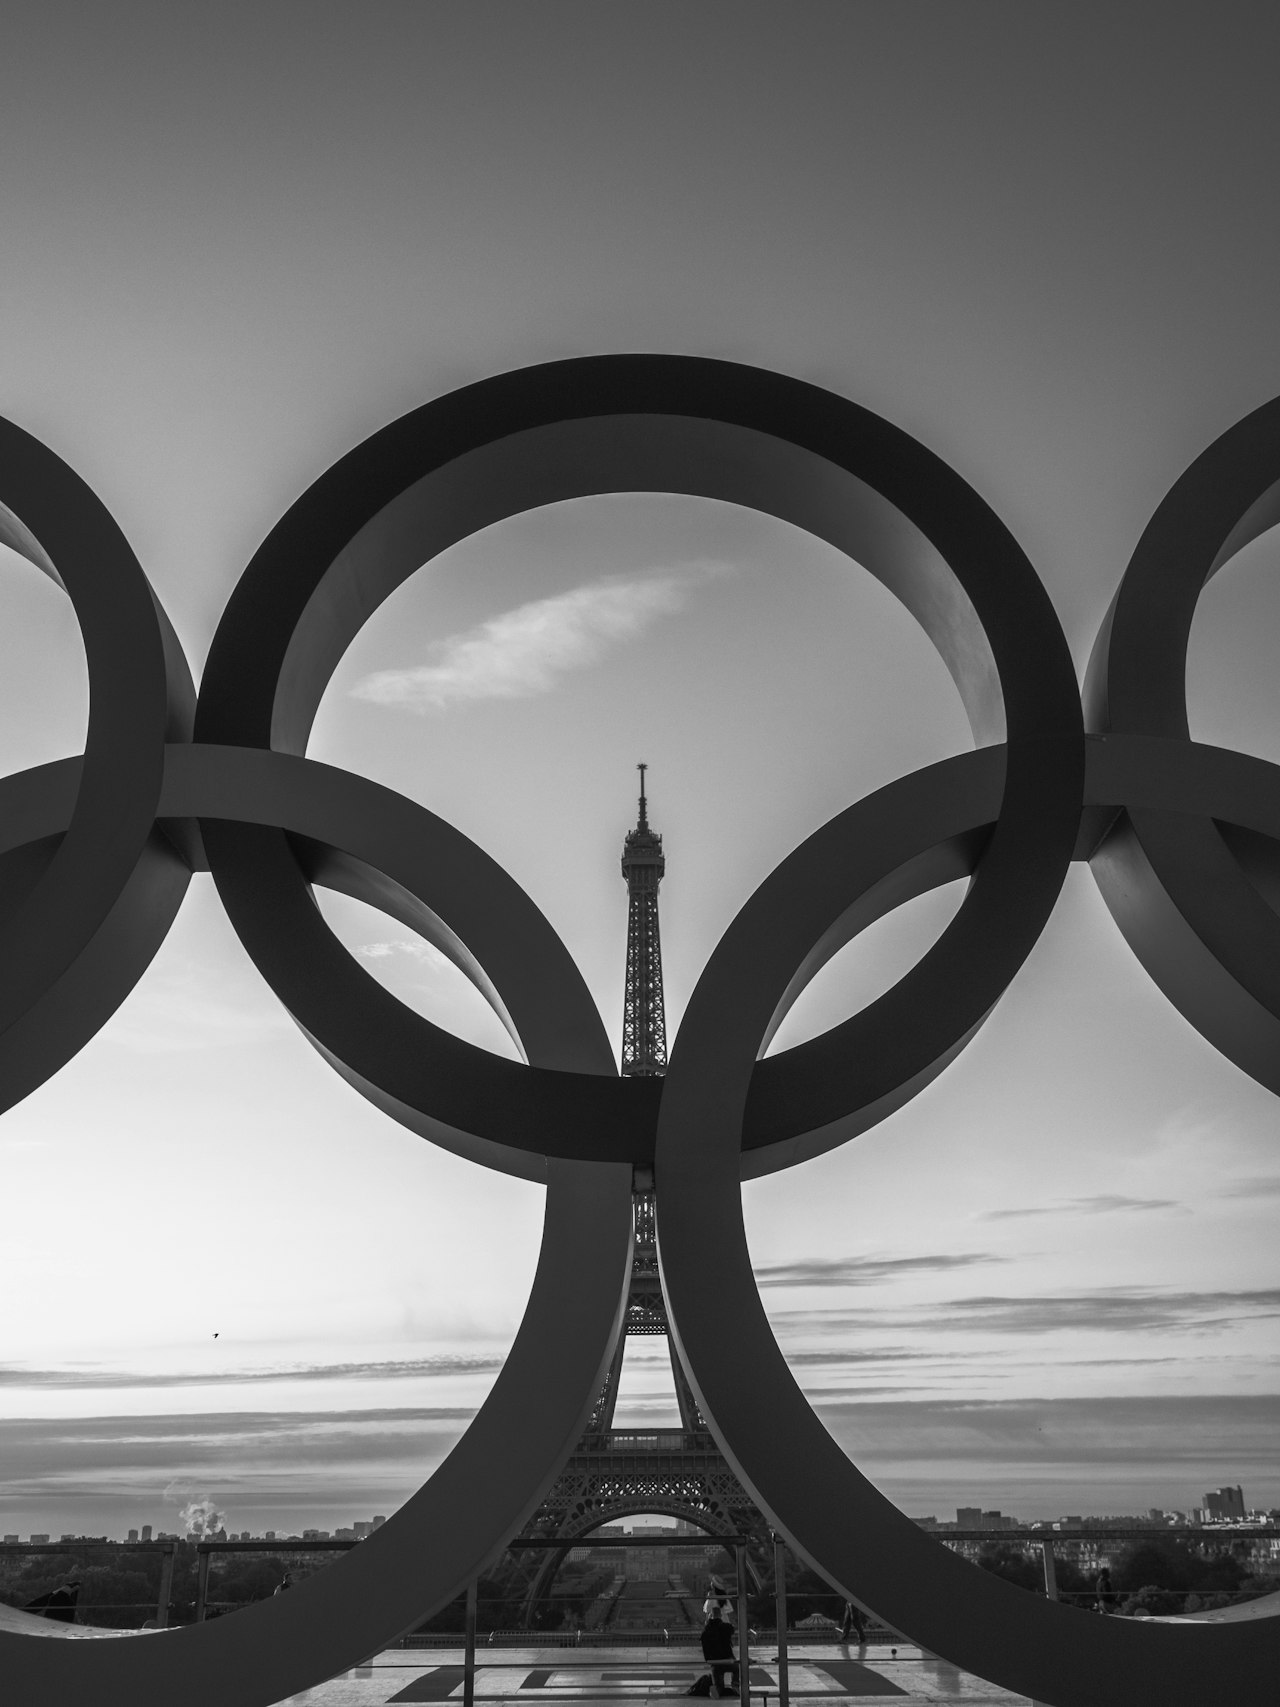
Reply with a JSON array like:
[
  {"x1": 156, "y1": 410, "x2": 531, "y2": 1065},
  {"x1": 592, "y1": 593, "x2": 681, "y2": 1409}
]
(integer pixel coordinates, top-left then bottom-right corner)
[
  {"x1": 177, "y1": 746, "x2": 653, "y2": 1177},
  {"x1": 194, "y1": 356, "x2": 1083, "y2": 761},
  {"x1": 0, "y1": 1159, "x2": 634, "y2": 1703},
  {"x1": 0, "y1": 749, "x2": 651, "y2": 1175},
  {"x1": 1085, "y1": 732, "x2": 1280, "y2": 1095},
  {"x1": 1084, "y1": 391, "x2": 1280, "y2": 740},
  {"x1": 0, "y1": 419, "x2": 194, "y2": 1100},
  {"x1": 655, "y1": 739, "x2": 1280, "y2": 1705},
  {"x1": 740, "y1": 739, "x2": 1080, "y2": 1169}
]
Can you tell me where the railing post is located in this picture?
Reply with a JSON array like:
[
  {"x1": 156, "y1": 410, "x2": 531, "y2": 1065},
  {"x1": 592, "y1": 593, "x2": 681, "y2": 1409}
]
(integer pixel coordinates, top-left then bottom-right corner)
[
  {"x1": 1040, "y1": 1540, "x2": 1058, "y2": 1602},
  {"x1": 155, "y1": 1543, "x2": 176, "y2": 1627},
  {"x1": 195, "y1": 1546, "x2": 212, "y2": 1622},
  {"x1": 463, "y1": 1577, "x2": 478, "y2": 1707},
  {"x1": 772, "y1": 1535, "x2": 789, "y2": 1707},
  {"x1": 736, "y1": 1543, "x2": 750, "y2": 1707}
]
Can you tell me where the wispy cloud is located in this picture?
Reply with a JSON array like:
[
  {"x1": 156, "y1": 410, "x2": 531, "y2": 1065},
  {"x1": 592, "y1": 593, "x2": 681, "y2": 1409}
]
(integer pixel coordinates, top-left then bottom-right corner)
[
  {"x1": 784, "y1": 1348, "x2": 937, "y2": 1367},
  {"x1": 355, "y1": 939, "x2": 447, "y2": 965},
  {"x1": 980, "y1": 1195, "x2": 1178, "y2": 1221},
  {"x1": 0, "y1": 1355, "x2": 504, "y2": 1391},
  {"x1": 351, "y1": 564, "x2": 730, "y2": 712},
  {"x1": 755, "y1": 1253, "x2": 1001, "y2": 1289},
  {"x1": 774, "y1": 1286, "x2": 1280, "y2": 1338},
  {"x1": 1219, "y1": 1175, "x2": 1280, "y2": 1199}
]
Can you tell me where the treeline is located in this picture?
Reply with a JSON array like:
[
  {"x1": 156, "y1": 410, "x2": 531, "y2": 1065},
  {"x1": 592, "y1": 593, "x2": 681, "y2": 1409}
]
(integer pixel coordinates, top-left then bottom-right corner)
[
  {"x1": 0, "y1": 1544, "x2": 328, "y2": 1628},
  {"x1": 975, "y1": 1537, "x2": 1275, "y2": 1614}
]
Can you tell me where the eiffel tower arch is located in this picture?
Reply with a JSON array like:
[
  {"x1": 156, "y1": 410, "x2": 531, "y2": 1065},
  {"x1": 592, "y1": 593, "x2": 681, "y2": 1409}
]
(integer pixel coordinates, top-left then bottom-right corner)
[{"x1": 503, "y1": 770, "x2": 773, "y2": 1626}]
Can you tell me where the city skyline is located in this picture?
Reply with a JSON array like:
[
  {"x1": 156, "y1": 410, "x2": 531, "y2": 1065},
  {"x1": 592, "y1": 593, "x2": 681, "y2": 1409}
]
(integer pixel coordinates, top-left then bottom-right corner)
[{"x1": 2, "y1": 3, "x2": 1279, "y2": 1539}]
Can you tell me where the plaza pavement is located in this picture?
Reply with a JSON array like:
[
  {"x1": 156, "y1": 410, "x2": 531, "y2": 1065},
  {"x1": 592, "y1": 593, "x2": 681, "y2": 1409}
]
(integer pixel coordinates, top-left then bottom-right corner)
[{"x1": 274, "y1": 1643, "x2": 1041, "y2": 1707}]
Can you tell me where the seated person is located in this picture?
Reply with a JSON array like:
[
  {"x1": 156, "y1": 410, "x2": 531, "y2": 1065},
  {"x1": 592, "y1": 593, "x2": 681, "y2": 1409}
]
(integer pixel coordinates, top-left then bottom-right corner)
[
  {"x1": 701, "y1": 1604, "x2": 739, "y2": 1698},
  {"x1": 25, "y1": 1579, "x2": 81, "y2": 1623}
]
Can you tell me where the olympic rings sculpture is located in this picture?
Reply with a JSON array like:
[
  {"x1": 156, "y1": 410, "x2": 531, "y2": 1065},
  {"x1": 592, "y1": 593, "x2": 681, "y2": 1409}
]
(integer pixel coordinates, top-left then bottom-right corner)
[{"x1": 2, "y1": 356, "x2": 1279, "y2": 1706}]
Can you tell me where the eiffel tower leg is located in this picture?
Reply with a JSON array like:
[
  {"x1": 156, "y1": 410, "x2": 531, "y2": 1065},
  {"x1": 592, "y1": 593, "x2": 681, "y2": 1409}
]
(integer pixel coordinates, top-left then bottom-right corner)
[{"x1": 669, "y1": 1337, "x2": 706, "y2": 1434}]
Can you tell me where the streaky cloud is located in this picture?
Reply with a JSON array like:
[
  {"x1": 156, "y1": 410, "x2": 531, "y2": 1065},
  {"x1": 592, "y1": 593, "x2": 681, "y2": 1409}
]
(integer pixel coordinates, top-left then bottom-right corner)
[
  {"x1": 0, "y1": 1355, "x2": 505, "y2": 1390},
  {"x1": 774, "y1": 1285, "x2": 1280, "y2": 1337},
  {"x1": 755, "y1": 1253, "x2": 1002, "y2": 1289},
  {"x1": 980, "y1": 1194, "x2": 1179, "y2": 1221},
  {"x1": 1219, "y1": 1174, "x2": 1280, "y2": 1199}
]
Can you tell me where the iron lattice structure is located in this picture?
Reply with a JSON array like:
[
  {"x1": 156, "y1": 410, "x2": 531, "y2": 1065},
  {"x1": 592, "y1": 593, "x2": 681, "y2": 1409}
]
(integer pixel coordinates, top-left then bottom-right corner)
[
  {"x1": 506, "y1": 774, "x2": 771, "y2": 1618},
  {"x1": 620, "y1": 764, "x2": 667, "y2": 1077}
]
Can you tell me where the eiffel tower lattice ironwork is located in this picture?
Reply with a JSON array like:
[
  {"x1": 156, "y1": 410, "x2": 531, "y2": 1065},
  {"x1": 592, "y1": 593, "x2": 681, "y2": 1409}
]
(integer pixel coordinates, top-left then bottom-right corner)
[{"x1": 508, "y1": 769, "x2": 772, "y2": 1613}]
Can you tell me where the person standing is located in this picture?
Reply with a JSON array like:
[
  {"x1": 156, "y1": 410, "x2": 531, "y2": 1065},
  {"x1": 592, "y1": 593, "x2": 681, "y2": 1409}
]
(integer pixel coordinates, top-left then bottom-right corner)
[
  {"x1": 1094, "y1": 1567, "x2": 1116, "y2": 1614},
  {"x1": 701, "y1": 1603, "x2": 739, "y2": 1698},
  {"x1": 840, "y1": 1600, "x2": 867, "y2": 1643}
]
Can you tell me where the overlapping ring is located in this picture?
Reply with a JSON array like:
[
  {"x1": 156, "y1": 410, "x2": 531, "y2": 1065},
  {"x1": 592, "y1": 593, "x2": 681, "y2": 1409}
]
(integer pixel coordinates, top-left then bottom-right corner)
[{"x1": 1, "y1": 357, "x2": 1277, "y2": 1706}]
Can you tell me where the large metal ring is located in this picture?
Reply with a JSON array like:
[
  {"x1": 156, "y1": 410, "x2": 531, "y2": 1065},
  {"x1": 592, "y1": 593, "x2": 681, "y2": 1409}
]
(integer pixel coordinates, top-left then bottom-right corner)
[
  {"x1": 655, "y1": 738, "x2": 1280, "y2": 1707},
  {"x1": 193, "y1": 354, "x2": 1084, "y2": 1175},
  {"x1": 0, "y1": 745, "x2": 637, "y2": 1703}
]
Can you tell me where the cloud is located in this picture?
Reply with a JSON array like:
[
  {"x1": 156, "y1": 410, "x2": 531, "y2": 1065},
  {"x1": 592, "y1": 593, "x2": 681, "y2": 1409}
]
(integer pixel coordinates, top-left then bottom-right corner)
[
  {"x1": 980, "y1": 1195, "x2": 1179, "y2": 1221},
  {"x1": 755, "y1": 1253, "x2": 1001, "y2": 1289},
  {"x1": 350, "y1": 564, "x2": 729, "y2": 712},
  {"x1": 773, "y1": 1286, "x2": 1280, "y2": 1338},
  {"x1": 807, "y1": 1393, "x2": 1280, "y2": 1466},
  {"x1": 1219, "y1": 1175, "x2": 1280, "y2": 1199},
  {"x1": 354, "y1": 939, "x2": 448, "y2": 966},
  {"x1": 784, "y1": 1349, "x2": 937, "y2": 1366},
  {"x1": 0, "y1": 1355, "x2": 505, "y2": 1390}
]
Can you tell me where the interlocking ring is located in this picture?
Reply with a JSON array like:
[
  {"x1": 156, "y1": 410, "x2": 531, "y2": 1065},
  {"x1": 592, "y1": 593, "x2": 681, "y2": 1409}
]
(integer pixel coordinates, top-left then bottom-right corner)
[{"x1": 1, "y1": 358, "x2": 1278, "y2": 1707}]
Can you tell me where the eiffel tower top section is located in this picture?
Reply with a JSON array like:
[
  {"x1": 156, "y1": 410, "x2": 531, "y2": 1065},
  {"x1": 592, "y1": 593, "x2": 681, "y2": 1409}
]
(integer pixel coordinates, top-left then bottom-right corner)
[{"x1": 620, "y1": 762, "x2": 667, "y2": 1077}]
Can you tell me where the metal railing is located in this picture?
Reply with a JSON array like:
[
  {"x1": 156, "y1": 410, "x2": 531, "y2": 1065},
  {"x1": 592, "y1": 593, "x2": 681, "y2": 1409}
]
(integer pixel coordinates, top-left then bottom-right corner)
[
  {"x1": 194, "y1": 1537, "x2": 358, "y2": 1623},
  {"x1": 930, "y1": 1525, "x2": 1280, "y2": 1604},
  {"x1": 0, "y1": 1539, "x2": 179, "y2": 1627}
]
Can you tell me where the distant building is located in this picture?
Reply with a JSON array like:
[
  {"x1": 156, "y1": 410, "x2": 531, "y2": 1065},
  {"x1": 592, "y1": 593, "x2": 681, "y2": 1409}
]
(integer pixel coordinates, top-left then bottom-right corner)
[
  {"x1": 141, "y1": 1525, "x2": 152, "y2": 1542},
  {"x1": 334, "y1": 1528, "x2": 356, "y2": 1541},
  {"x1": 3, "y1": 1535, "x2": 18, "y2": 1544},
  {"x1": 353, "y1": 1521, "x2": 374, "y2": 1538},
  {"x1": 127, "y1": 1529, "x2": 139, "y2": 1543},
  {"x1": 1147, "y1": 1510, "x2": 1164, "y2": 1524},
  {"x1": 373, "y1": 1516, "x2": 386, "y2": 1529},
  {"x1": 957, "y1": 1508, "x2": 982, "y2": 1527},
  {"x1": 1204, "y1": 1486, "x2": 1245, "y2": 1520},
  {"x1": 30, "y1": 1534, "x2": 49, "y2": 1544},
  {"x1": 265, "y1": 1531, "x2": 277, "y2": 1541},
  {"x1": 60, "y1": 1534, "x2": 75, "y2": 1543}
]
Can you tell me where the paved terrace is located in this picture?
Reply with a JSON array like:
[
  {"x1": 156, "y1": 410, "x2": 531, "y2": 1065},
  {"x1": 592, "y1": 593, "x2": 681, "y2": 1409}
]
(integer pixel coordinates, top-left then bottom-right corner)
[{"x1": 272, "y1": 1642, "x2": 1040, "y2": 1707}]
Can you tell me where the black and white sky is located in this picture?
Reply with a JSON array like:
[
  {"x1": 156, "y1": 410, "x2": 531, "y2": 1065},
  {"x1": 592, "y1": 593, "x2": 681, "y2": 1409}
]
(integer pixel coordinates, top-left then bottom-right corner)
[{"x1": 2, "y1": 2, "x2": 1279, "y2": 1538}]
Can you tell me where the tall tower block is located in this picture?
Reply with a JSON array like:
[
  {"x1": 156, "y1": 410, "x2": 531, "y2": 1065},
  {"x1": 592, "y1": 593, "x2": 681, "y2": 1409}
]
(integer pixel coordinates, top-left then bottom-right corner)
[{"x1": 620, "y1": 763, "x2": 667, "y2": 1077}]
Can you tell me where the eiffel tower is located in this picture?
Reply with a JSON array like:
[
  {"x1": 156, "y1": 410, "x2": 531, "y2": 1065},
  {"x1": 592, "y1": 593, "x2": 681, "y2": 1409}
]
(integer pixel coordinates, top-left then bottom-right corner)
[{"x1": 508, "y1": 767, "x2": 771, "y2": 1617}]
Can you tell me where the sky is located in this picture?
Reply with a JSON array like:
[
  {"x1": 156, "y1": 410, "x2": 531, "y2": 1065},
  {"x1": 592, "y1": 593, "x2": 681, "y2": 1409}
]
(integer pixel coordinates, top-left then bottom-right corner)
[{"x1": 1, "y1": 2, "x2": 1280, "y2": 1541}]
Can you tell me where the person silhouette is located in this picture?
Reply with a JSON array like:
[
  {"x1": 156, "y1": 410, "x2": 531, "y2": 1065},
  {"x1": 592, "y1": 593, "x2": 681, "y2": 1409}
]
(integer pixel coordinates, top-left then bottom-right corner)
[
  {"x1": 701, "y1": 1603, "x2": 739, "y2": 1698},
  {"x1": 25, "y1": 1578, "x2": 81, "y2": 1623}
]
